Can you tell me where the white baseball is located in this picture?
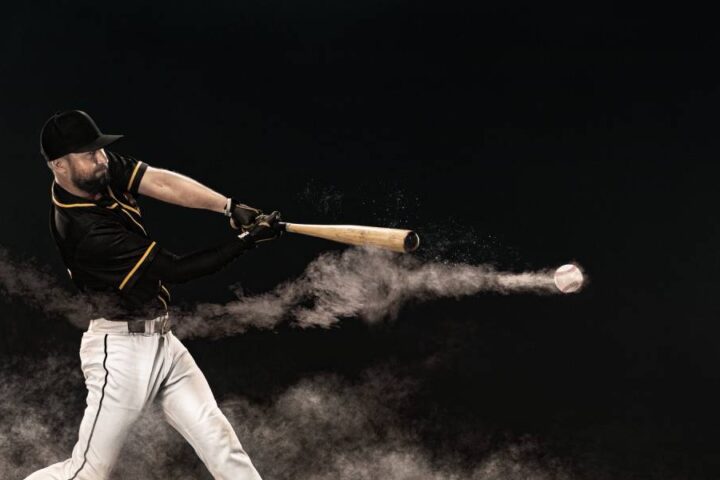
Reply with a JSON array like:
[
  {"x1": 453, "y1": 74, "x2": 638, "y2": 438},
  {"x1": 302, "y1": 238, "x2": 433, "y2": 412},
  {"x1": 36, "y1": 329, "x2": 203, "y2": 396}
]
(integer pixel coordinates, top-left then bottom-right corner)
[{"x1": 554, "y1": 264, "x2": 584, "y2": 293}]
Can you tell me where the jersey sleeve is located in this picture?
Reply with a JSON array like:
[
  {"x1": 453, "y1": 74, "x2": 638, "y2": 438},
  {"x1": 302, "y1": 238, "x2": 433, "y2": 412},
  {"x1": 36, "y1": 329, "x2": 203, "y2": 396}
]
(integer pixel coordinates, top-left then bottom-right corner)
[
  {"x1": 74, "y1": 220, "x2": 159, "y2": 291},
  {"x1": 106, "y1": 150, "x2": 149, "y2": 196},
  {"x1": 142, "y1": 235, "x2": 254, "y2": 284}
]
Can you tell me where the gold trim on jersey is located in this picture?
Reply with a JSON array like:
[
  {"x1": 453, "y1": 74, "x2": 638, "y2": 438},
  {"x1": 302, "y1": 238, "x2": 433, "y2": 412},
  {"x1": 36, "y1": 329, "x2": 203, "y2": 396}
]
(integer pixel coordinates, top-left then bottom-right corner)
[
  {"x1": 50, "y1": 182, "x2": 119, "y2": 210},
  {"x1": 51, "y1": 183, "x2": 96, "y2": 208},
  {"x1": 107, "y1": 187, "x2": 141, "y2": 216},
  {"x1": 118, "y1": 241, "x2": 157, "y2": 290},
  {"x1": 160, "y1": 283, "x2": 171, "y2": 301},
  {"x1": 157, "y1": 294, "x2": 168, "y2": 310},
  {"x1": 127, "y1": 161, "x2": 143, "y2": 192},
  {"x1": 119, "y1": 209, "x2": 148, "y2": 236}
]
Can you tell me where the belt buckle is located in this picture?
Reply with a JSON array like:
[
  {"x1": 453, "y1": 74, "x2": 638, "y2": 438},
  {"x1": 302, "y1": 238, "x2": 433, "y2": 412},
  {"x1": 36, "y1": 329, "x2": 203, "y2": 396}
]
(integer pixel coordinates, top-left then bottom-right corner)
[
  {"x1": 126, "y1": 316, "x2": 169, "y2": 334},
  {"x1": 127, "y1": 319, "x2": 145, "y2": 333}
]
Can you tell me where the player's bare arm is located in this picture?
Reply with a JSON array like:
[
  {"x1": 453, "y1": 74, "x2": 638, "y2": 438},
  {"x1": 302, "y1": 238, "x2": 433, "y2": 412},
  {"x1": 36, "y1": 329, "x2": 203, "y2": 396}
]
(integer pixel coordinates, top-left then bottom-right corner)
[
  {"x1": 139, "y1": 166, "x2": 228, "y2": 213},
  {"x1": 139, "y1": 166, "x2": 266, "y2": 230}
]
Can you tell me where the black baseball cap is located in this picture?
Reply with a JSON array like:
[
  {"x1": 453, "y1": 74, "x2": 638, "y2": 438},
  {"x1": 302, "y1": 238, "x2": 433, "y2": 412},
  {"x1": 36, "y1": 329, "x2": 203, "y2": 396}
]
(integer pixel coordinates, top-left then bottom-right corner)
[{"x1": 40, "y1": 110, "x2": 123, "y2": 161}]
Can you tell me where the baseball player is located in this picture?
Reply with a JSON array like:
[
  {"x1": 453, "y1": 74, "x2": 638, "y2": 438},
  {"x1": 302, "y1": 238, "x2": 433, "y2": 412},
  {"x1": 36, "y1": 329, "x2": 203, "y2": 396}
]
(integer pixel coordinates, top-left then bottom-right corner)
[{"x1": 25, "y1": 110, "x2": 279, "y2": 480}]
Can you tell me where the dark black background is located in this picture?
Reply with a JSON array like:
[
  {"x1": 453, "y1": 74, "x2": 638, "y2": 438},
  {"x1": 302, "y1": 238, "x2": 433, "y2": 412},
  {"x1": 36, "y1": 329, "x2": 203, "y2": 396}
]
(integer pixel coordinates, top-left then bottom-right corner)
[{"x1": 2, "y1": 2, "x2": 719, "y2": 478}]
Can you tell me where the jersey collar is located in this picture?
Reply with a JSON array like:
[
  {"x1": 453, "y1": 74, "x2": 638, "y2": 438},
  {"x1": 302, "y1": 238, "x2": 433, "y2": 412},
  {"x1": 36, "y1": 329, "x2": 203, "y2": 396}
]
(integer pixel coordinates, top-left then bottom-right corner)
[{"x1": 51, "y1": 181, "x2": 117, "y2": 209}]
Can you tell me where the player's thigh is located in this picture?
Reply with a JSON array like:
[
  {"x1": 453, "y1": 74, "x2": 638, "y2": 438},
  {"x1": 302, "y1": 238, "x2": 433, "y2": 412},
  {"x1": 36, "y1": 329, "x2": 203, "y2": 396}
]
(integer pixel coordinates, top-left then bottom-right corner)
[
  {"x1": 78, "y1": 334, "x2": 145, "y2": 465},
  {"x1": 158, "y1": 333, "x2": 219, "y2": 426},
  {"x1": 24, "y1": 335, "x2": 144, "y2": 480},
  {"x1": 158, "y1": 334, "x2": 245, "y2": 452},
  {"x1": 159, "y1": 334, "x2": 262, "y2": 479}
]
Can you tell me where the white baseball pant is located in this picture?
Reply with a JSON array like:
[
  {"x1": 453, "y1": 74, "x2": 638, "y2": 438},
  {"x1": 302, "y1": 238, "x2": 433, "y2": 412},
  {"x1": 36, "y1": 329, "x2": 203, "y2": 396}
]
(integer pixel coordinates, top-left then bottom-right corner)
[{"x1": 24, "y1": 316, "x2": 262, "y2": 480}]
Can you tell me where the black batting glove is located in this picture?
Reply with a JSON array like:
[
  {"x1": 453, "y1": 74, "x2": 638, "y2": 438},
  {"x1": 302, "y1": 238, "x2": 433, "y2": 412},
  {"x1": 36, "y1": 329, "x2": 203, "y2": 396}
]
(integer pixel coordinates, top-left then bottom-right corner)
[
  {"x1": 242, "y1": 211, "x2": 283, "y2": 245},
  {"x1": 225, "y1": 198, "x2": 262, "y2": 231}
]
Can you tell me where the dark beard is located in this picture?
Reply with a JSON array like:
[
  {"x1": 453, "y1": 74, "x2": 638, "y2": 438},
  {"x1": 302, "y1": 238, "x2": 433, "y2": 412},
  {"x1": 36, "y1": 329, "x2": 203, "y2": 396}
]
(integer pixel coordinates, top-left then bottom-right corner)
[{"x1": 72, "y1": 168, "x2": 109, "y2": 195}]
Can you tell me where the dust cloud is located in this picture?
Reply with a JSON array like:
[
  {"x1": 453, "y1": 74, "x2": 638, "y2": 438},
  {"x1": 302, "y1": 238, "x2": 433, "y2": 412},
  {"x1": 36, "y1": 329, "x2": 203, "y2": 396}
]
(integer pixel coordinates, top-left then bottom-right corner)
[
  {"x1": 1, "y1": 245, "x2": 583, "y2": 479},
  {"x1": 1, "y1": 246, "x2": 566, "y2": 340},
  {"x1": 1, "y1": 358, "x2": 574, "y2": 480}
]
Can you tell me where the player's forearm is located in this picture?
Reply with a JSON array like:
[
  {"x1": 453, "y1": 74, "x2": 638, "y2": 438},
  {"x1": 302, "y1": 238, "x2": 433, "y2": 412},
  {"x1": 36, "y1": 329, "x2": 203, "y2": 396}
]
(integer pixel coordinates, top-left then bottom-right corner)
[
  {"x1": 138, "y1": 167, "x2": 227, "y2": 213},
  {"x1": 145, "y1": 236, "x2": 254, "y2": 284}
]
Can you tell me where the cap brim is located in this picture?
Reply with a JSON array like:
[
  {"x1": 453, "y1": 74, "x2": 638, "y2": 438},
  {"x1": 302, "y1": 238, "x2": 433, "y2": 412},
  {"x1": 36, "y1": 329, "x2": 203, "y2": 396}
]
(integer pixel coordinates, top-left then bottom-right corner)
[{"x1": 73, "y1": 134, "x2": 124, "y2": 153}]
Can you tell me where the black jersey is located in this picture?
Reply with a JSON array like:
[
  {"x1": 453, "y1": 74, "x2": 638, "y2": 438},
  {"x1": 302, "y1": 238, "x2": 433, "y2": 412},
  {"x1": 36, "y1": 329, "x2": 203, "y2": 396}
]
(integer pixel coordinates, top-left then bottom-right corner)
[
  {"x1": 49, "y1": 150, "x2": 255, "y2": 321},
  {"x1": 49, "y1": 151, "x2": 170, "y2": 319}
]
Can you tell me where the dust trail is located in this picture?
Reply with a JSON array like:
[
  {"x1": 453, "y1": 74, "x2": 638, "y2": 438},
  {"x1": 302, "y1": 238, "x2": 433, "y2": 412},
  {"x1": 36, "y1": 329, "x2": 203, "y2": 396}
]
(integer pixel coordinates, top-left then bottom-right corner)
[
  {"x1": 2, "y1": 357, "x2": 576, "y2": 480},
  {"x1": 1, "y1": 246, "x2": 570, "y2": 339},
  {"x1": 175, "y1": 248, "x2": 561, "y2": 338},
  {"x1": 0, "y1": 248, "x2": 92, "y2": 329}
]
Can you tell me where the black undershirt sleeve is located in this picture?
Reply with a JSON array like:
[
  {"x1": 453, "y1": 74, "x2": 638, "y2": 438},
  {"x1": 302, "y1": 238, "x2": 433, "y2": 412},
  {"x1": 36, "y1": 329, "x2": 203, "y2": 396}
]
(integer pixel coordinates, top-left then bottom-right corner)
[{"x1": 143, "y1": 235, "x2": 254, "y2": 284}]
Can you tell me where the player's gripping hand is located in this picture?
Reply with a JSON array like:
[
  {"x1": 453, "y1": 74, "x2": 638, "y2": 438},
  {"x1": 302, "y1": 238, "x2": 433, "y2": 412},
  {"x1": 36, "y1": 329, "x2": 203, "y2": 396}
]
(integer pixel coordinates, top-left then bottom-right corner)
[
  {"x1": 225, "y1": 198, "x2": 263, "y2": 231},
  {"x1": 242, "y1": 211, "x2": 283, "y2": 245}
]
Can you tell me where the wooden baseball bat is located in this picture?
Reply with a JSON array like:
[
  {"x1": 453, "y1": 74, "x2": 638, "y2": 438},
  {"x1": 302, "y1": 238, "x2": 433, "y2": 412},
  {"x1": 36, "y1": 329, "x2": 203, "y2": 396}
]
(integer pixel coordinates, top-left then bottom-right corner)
[{"x1": 278, "y1": 222, "x2": 420, "y2": 253}]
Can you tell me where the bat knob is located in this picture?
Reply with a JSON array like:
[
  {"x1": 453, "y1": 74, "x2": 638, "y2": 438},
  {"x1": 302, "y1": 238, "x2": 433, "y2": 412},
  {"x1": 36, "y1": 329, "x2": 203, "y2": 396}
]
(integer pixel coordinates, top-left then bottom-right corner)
[{"x1": 403, "y1": 231, "x2": 420, "y2": 252}]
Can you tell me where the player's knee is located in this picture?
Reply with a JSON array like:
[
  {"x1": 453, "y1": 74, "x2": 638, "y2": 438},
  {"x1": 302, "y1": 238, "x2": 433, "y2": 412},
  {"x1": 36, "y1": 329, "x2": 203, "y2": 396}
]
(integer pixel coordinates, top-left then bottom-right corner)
[{"x1": 206, "y1": 449, "x2": 261, "y2": 480}]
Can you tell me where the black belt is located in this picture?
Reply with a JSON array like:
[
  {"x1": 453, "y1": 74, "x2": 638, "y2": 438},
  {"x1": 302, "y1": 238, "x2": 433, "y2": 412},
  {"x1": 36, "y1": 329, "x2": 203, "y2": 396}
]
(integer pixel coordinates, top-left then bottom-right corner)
[{"x1": 127, "y1": 316, "x2": 171, "y2": 334}]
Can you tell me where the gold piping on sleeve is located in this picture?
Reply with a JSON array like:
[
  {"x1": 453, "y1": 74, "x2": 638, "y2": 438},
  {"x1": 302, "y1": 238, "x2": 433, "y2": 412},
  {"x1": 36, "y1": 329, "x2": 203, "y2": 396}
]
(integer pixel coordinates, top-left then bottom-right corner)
[
  {"x1": 118, "y1": 241, "x2": 157, "y2": 290},
  {"x1": 127, "y1": 161, "x2": 143, "y2": 191}
]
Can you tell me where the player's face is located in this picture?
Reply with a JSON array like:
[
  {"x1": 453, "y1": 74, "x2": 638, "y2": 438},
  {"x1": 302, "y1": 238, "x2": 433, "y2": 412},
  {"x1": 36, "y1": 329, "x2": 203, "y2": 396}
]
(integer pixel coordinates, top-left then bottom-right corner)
[{"x1": 66, "y1": 149, "x2": 110, "y2": 195}]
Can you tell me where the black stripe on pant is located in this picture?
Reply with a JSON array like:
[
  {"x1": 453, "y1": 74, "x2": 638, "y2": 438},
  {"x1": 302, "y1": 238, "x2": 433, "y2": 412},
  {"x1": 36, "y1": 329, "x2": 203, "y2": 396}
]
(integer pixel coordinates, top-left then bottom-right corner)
[{"x1": 68, "y1": 334, "x2": 109, "y2": 480}]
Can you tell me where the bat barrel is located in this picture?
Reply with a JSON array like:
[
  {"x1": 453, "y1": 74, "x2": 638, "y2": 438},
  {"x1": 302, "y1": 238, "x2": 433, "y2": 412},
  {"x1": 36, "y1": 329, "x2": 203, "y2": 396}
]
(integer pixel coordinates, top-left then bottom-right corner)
[
  {"x1": 404, "y1": 231, "x2": 420, "y2": 252},
  {"x1": 279, "y1": 222, "x2": 420, "y2": 253}
]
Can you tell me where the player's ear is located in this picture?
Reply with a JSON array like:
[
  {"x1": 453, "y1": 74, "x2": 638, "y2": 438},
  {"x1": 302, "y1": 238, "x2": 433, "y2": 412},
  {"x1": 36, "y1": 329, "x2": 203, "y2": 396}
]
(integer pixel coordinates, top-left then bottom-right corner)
[{"x1": 49, "y1": 156, "x2": 68, "y2": 173}]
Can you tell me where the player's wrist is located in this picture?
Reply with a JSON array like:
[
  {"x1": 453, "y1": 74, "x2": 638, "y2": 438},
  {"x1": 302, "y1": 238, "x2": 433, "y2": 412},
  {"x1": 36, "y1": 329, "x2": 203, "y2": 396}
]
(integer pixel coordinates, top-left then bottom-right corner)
[
  {"x1": 227, "y1": 198, "x2": 263, "y2": 230},
  {"x1": 239, "y1": 211, "x2": 283, "y2": 246},
  {"x1": 237, "y1": 231, "x2": 256, "y2": 248}
]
